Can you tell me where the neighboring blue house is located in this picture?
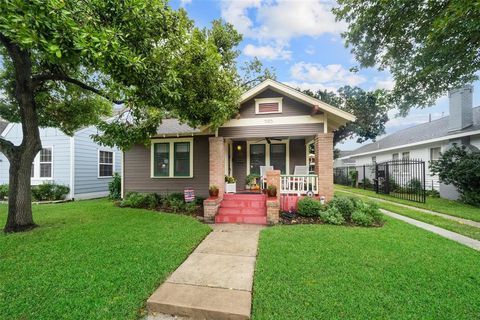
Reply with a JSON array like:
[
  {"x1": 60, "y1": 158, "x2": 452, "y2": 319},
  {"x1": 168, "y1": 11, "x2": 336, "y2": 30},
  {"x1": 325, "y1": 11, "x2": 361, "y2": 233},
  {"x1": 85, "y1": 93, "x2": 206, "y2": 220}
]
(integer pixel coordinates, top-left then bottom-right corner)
[{"x1": 0, "y1": 123, "x2": 121, "y2": 200}]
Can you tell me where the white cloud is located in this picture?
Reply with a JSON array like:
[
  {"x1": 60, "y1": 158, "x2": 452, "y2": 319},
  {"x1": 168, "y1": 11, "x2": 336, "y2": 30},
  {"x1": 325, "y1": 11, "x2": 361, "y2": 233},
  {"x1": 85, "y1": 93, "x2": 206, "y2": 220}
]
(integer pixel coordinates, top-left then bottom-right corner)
[
  {"x1": 283, "y1": 81, "x2": 337, "y2": 93},
  {"x1": 305, "y1": 46, "x2": 315, "y2": 55},
  {"x1": 290, "y1": 62, "x2": 366, "y2": 89},
  {"x1": 180, "y1": 0, "x2": 192, "y2": 6},
  {"x1": 220, "y1": 0, "x2": 345, "y2": 41},
  {"x1": 243, "y1": 43, "x2": 291, "y2": 60},
  {"x1": 374, "y1": 77, "x2": 395, "y2": 90}
]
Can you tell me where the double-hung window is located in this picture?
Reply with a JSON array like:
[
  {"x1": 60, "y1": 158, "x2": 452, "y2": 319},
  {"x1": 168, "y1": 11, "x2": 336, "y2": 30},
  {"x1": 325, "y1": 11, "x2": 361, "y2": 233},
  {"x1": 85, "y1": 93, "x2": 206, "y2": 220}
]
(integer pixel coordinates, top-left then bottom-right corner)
[
  {"x1": 152, "y1": 139, "x2": 193, "y2": 178},
  {"x1": 98, "y1": 150, "x2": 114, "y2": 177},
  {"x1": 31, "y1": 147, "x2": 53, "y2": 179}
]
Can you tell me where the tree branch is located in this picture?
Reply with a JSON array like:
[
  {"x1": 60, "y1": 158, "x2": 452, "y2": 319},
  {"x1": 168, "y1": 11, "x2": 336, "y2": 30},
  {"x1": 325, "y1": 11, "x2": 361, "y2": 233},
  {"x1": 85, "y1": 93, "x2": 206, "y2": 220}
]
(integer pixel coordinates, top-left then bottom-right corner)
[
  {"x1": 0, "y1": 136, "x2": 17, "y2": 159},
  {"x1": 32, "y1": 73, "x2": 124, "y2": 105}
]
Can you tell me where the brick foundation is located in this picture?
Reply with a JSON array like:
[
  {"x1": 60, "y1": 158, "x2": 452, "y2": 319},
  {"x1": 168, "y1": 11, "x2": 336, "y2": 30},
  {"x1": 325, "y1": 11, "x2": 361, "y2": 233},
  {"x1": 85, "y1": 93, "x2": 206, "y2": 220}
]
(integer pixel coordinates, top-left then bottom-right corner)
[{"x1": 315, "y1": 133, "x2": 334, "y2": 202}]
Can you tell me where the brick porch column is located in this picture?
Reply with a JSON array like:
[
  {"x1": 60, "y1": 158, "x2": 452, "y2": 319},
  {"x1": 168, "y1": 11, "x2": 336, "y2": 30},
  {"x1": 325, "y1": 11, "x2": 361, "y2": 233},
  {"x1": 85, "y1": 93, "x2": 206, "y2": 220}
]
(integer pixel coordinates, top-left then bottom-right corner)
[
  {"x1": 315, "y1": 133, "x2": 334, "y2": 202},
  {"x1": 209, "y1": 137, "x2": 225, "y2": 197},
  {"x1": 266, "y1": 170, "x2": 281, "y2": 224}
]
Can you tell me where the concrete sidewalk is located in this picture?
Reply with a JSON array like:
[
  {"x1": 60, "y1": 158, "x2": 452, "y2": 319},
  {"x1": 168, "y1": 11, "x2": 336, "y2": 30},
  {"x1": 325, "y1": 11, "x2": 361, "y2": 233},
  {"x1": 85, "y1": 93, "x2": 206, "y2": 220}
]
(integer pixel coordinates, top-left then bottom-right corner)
[
  {"x1": 147, "y1": 224, "x2": 264, "y2": 320},
  {"x1": 381, "y1": 209, "x2": 480, "y2": 251}
]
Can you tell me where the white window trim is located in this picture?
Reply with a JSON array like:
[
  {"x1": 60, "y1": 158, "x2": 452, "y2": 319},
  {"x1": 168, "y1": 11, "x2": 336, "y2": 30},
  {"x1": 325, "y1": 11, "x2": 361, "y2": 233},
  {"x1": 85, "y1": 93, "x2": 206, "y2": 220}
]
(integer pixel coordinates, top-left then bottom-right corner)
[
  {"x1": 255, "y1": 97, "x2": 283, "y2": 115},
  {"x1": 150, "y1": 138, "x2": 194, "y2": 178},
  {"x1": 246, "y1": 139, "x2": 290, "y2": 175},
  {"x1": 31, "y1": 146, "x2": 54, "y2": 183},
  {"x1": 98, "y1": 149, "x2": 115, "y2": 179}
]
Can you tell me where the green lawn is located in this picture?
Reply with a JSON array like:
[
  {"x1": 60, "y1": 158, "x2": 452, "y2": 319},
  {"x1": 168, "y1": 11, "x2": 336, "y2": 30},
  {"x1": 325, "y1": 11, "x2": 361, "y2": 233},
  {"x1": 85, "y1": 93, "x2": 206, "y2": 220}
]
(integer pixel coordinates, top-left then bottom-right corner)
[
  {"x1": 253, "y1": 220, "x2": 480, "y2": 320},
  {"x1": 336, "y1": 189, "x2": 480, "y2": 241},
  {"x1": 0, "y1": 199, "x2": 211, "y2": 320},
  {"x1": 335, "y1": 184, "x2": 480, "y2": 222}
]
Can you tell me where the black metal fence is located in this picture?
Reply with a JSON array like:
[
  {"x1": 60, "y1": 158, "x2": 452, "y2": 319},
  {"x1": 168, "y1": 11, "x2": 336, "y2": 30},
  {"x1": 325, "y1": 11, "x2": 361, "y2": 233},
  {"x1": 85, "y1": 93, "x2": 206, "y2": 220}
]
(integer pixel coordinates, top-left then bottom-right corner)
[{"x1": 334, "y1": 159, "x2": 426, "y2": 203}]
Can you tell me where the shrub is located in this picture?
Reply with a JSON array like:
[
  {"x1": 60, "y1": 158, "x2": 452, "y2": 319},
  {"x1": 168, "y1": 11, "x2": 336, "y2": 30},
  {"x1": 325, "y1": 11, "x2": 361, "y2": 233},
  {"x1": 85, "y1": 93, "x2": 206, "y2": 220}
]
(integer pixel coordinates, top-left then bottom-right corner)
[
  {"x1": 297, "y1": 197, "x2": 323, "y2": 217},
  {"x1": 0, "y1": 184, "x2": 8, "y2": 200},
  {"x1": 348, "y1": 170, "x2": 358, "y2": 187},
  {"x1": 162, "y1": 193, "x2": 185, "y2": 209},
  {"x1": 407, "y1": 178, "x2": 423, "y2": 192},
  {"x1": 426, "y1": 189, "x2": 440, "y2": 197},
  {"x1": 430, "y1": 144, "x2": 480, "y2": 206},
  {"x1": 225, "y1": 175, "x2": 236, "y2": 183},
  {"x1": 351, "y1": 202, "x2": 384, "y2": 226},
  {"x1": 120, "y1": 192, "x2": 161, "y2": 209},
  {"x1": 351, "y1": 210, "x2": 373, "y2": 226},
  {"x1": 329, "y1": 196, "x2": 357, "y2": 220},
  {"x1": 361, "y1": 178, "x2": 373, "y2": 189},
  {"x1": 31, "y1": 183, "x2": 70, "y2": 201},
  {"x1": 108, "y1": 173, "x2": 121, "y2": 200},
  {"x1": 184, "y1": 201, "x2": 198, "y2": 214},
  {"x1": 168, "y1": 198, "x2": 186, "y2": 213},
  {"x1": 320, "y1": 207, "x2": 345, "y2": 225}
]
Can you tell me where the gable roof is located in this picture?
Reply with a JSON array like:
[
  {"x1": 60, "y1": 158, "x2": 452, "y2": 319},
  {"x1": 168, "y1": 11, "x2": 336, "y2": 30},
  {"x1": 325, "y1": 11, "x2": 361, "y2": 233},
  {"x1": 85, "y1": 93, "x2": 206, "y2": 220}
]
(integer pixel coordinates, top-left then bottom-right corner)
[
  {"x1": 345, "y1": 106, "x2": 480, "y2": 158},
  {"x1": 241, "y1": 79, "x2": 356, "y2": 124}
]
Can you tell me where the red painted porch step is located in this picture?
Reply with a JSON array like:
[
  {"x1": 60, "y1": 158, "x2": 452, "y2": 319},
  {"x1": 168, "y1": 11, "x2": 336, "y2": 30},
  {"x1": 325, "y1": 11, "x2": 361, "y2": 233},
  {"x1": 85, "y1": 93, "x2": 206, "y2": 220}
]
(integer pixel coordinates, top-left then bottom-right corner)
[
  {"x1": 216, "y1": 194, "x2": 267, "y2": 225},
  {"x1": 215, "y1": 214, "x2": 267, "y2": 225}
]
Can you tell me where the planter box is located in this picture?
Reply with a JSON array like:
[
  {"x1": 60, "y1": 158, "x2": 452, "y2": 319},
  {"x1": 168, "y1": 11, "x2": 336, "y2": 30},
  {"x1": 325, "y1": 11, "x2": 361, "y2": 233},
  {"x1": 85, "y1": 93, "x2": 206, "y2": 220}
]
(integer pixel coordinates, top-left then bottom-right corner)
[{"x1": 225, "y1": 182, "x2": 236, "y2": 193}]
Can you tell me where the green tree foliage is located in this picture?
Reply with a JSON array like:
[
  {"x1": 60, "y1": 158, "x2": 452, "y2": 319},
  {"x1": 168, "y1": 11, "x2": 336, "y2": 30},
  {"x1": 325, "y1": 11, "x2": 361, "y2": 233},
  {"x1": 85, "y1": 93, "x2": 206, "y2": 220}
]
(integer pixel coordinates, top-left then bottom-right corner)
[
  {"x1": 334, "y1": 1, "x2": 480, "y2": 114},
  {"x1": 0, "y1": 0, "x2": 244, "y2": 231},
  {"x1": 430, "y1": 144, "x2": 480, "y2": 206},
  {"x1": 303, "y1": 86, "x2": 391, "y2": 145}
]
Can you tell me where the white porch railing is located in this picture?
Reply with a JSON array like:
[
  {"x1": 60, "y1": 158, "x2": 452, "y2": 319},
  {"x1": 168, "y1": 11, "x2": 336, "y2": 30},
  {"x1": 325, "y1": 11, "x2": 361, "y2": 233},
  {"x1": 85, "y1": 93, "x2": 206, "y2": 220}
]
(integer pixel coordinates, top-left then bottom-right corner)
[{"x1": 280, "y1": 175, "x2": 318, "y2": 195}]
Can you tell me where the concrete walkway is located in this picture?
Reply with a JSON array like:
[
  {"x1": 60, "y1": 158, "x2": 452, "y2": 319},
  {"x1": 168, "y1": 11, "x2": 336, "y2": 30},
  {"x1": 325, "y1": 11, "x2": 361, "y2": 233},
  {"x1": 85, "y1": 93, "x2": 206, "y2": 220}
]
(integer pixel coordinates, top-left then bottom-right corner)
[
  {"x1": 147, "y1": 224, "x2": 264, "y2": 320},
  {"x1": 381, "y1": 209, "x2": 480, "y2": 251},
  {"x1": 339, "y1": 189, "x2": 480, "y2": 228}
]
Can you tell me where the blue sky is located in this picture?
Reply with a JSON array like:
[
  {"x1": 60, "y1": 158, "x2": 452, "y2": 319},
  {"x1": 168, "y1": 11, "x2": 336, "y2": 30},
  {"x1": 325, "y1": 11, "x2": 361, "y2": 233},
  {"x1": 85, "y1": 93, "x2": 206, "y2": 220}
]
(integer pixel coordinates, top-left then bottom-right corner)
[{"x1": 173, "y1": 0, "x2": 480, "y2": 150}]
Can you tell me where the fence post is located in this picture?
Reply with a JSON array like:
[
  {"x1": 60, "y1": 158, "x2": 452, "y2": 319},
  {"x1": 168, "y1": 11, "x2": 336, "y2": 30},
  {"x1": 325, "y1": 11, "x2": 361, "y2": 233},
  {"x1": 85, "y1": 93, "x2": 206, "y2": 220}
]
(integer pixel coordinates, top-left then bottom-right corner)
[
  {"x1": 363, "y1": 165, "x2": 366, "y2": 189},
  {"x1": 385, "y1": 162, "x2": 390, "y2": 194}
]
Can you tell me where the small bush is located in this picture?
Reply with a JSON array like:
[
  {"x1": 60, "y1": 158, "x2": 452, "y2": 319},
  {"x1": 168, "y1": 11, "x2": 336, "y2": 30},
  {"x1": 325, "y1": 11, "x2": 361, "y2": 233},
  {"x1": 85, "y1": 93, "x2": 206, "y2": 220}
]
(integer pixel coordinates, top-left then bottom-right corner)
[
  {"x1": 349, "y1": 170, "x2": 358, "y2": 187},
  {"x1": 162, "y1": 193, "x2": 185, "y2": 209},
  {"x1": 329, "y1": 196, "x2": 357, "y2": 220},
  {"x1": 108, "y1": 173, "x2": 121, "y2": 200},
  {"x1": 0, "y1": 184, "x2": 8, "y2": 200},
  {"x1": 320, "y1": 207, "x2": 345, "y2": 225},
  {"x1": 185, "y1": 201, "x2": 198, "y2": 214},
  {"x1": 120, "y1": 192, "x2": 161, "y2": 209},
  {"x1": 297, "y1": 197, "x2": 323, "y2": 217},
  {"x1": 407, "y1": 178, "x2": 423, "y2": 192},
  {"x1": 426, "y1": 189, "x2": 440, "y2": 197},
  {"x1": 351, "y1": 210, "x2": 373, "y2": 226},
  {"x1": 31, "y1": 183, "x2": 70, "y2": 201},
  {"x1": 362, "y1": 178, "x2": 373, "y2": 189},
  {"x1": 168, "y1": 198, "x2": 186, "y2": 213}
]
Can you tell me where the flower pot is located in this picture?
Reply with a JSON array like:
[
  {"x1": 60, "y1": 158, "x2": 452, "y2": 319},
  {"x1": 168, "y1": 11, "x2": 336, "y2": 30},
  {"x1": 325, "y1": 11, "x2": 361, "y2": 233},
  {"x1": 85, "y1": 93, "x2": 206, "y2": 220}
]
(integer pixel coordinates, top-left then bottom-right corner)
[
  {"x1": 209, "y1": 189, "x2": 219, "y2": 197},
  {"x1": 267, "y1": 188, "x2": 277, "y2": 197},
  {"x1": 225, "y1": 182, "x2": 236, "y2": 193}
]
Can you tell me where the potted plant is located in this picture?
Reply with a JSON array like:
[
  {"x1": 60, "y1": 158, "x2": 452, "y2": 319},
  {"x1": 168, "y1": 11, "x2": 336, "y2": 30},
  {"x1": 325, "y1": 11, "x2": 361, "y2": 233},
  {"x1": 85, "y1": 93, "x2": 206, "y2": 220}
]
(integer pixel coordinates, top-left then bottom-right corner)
[
  {"x1": 225, "y1": 176, "x2": 236, "y2": 193},
  {"x1": 266, "y1": 185, "x2": 277, "y2": 197},
  {"x1": 245, "y1": 173, "x2": 259, "y2": 190},
  {"x1": 209, "y1": 185, "x2": 219, "y2": 198}
]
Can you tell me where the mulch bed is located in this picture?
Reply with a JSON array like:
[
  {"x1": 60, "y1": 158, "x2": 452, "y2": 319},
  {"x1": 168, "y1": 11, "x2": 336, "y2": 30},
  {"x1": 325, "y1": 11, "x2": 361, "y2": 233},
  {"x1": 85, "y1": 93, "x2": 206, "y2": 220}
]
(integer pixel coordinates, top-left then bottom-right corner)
[{"x1": 280, "y1": 211, "x2": 324, "y2": 225}]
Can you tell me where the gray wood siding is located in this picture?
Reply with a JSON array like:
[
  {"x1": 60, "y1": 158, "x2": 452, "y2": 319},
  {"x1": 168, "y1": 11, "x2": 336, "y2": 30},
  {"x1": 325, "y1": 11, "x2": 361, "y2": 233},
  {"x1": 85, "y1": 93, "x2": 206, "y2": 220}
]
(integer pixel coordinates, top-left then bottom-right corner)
[
  {"x1": 239, "y1": 88, "x2": 313, "y2": 118},
  {"x1": 218, "y1": 123, "x2": 323, "y2": 138},
  {"x1": 289, "y1": 139, "x2": 307, "y2": 174},
  {"x1": 232, "y1": 141, "x2": 247, "y2": 189},
  {"x1": 124, "y1": 135, "x2": 211, "y2": 198}
]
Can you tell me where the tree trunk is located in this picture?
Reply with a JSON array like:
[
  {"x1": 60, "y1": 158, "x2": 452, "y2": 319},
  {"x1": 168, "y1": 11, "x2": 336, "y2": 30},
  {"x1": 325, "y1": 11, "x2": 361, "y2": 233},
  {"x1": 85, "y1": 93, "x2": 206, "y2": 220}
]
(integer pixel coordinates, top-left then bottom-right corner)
[
  {"x1": 1, "y1": 34, "x2": 42, "y2": 233},
  {"x1": 4, "y1": 150, "x2": 37, "y2": 232}
]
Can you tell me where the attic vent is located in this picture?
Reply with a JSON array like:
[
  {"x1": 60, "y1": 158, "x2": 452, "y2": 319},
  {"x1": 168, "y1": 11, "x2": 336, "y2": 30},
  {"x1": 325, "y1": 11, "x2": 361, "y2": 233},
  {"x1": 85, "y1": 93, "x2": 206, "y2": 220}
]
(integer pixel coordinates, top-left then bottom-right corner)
[
  {"x1": 255, "y1": 97, "x2": 283, "y2": 114},
  {"x1": 259, "y1": 103, "x2": 279, "y2": 113}
]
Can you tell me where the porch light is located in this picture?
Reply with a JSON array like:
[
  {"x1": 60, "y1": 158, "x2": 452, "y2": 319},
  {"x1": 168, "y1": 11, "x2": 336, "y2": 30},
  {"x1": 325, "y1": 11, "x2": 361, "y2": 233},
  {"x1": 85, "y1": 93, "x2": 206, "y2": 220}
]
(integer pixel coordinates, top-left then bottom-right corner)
[{"x1": 236, "y1": 144, "x2": 242, "y2": 151}]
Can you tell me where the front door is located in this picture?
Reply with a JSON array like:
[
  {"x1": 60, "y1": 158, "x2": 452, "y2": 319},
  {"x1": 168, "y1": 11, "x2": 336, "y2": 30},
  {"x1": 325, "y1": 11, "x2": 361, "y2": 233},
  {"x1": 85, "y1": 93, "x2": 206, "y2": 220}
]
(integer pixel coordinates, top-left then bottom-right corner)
[
  {"x1": 249, "y1": 144, "x2": 266, "y2": 175},
  {"x1": 270, "y1": 144, "x2": 286, "y2": 174}
]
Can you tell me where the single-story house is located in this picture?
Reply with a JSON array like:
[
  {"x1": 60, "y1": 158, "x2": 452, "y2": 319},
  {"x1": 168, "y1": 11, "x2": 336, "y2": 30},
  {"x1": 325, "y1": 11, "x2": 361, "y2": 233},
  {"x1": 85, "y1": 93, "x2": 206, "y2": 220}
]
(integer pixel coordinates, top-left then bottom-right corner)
[
  {"x1": 338, "y1": 85, "x2": 479, "y2": 200},
  {"x1": 0, "y1": 123, "x2": 121, "y2": 200},
  {"x1": 121, "y1": 79, "x2": 356, "y2": 223},
  {"x1": 333, "y1": 150, "x2": 356, "y2": 168}
]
